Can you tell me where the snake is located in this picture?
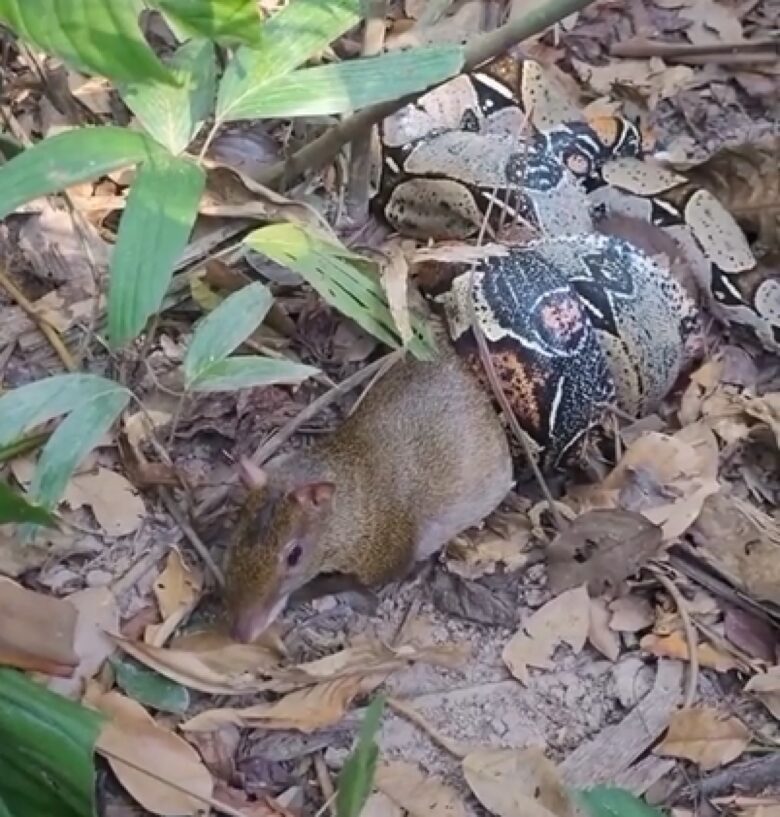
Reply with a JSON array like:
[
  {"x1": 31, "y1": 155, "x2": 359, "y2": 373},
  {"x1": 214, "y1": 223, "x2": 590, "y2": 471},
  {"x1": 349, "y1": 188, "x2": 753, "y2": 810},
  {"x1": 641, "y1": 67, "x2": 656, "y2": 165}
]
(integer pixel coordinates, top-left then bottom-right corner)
[{"x1": 375, "y1": 57, "x2": 773, "y2": 469}]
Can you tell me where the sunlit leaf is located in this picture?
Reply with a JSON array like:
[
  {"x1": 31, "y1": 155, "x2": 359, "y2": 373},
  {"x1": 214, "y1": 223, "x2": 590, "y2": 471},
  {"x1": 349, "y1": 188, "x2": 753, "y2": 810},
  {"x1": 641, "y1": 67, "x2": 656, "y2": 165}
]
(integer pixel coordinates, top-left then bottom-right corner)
[
  {"x1": 0, "y1": 481, "x2": 56, "y2": 526},
  {"x1": 224, "y1": 44, "x2": 464, "y2": 119},
  {"x1": 0, "y1": 127, "x2": 157, "y2": 220},
  {"x1": 152, "y1": 0, "x2": 263, "y2": 46},
  {"x1": 108, "y1": 153, "x2": 205, "y2": 347},
  {"x1": 0, "y1": 667, "x2": 103, "y2": 817},
  {"x1": 244, "y1": 223, "x2": 436, "y2": 360},
  {"x1": 0, "y1": 0, "x2": 175, "y2": 85},
  {"x1": 119, "y1": 38, "x2": 217, "y2": 155},
  {"x1": 188, "y1": 356, "x2": 319, "y2": 392},
  {"x1": 337, "y1": 695, "x2": 385, "y2": 817},
  {"x1": 216, "y1": 0, "x2": 361, "y2": 121},
  {"x1": 184, "y1": 281, "x2": 273, "y2": 385}
]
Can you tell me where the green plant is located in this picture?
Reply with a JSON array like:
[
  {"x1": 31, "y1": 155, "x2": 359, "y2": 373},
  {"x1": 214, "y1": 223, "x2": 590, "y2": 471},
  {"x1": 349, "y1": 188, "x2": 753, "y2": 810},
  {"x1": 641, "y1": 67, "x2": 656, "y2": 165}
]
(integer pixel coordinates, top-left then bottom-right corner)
[{"x1": 336, "y1": 695, "x2": 386, "y2": 817}]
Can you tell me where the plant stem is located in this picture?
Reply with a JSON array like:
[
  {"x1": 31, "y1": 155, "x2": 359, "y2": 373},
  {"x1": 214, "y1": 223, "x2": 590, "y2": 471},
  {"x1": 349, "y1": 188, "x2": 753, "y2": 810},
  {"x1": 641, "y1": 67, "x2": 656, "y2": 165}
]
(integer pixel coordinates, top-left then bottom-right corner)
[{"x1": 255, "y1": 0, "x2": 600, "y2": 189}]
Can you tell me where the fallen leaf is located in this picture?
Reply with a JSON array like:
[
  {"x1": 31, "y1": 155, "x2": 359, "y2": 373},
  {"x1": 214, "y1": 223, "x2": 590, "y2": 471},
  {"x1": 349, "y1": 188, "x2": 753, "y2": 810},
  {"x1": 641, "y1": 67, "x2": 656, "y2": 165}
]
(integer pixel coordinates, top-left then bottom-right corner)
[
  {"x1": 502, "y1": 585, "x2": 590, "y2": 683},
  {"x1": 182, "y1": 673, "x2": 387, "y2": 733},
  {"x1": 445, "y1": 510, "x2": 533, "y2": 579},
  {"x1": 379, "y1": 238, "x2": 413, "y2": 345},
  {"x1": 65, "y1": 467, "x2": 147, "y2": 537},
  {"x1": 144, "y1": 548, "x2": 203, "y2": 647},
  {"x1": 724, "y1": 608, "x2": 778, "y2": 663},
  {"x1": 47, "y1": 587, "x2": 120, "y2": 699},
  {"x1": 679, "y1": 0, "x2": 743, "y2": 44},
  {"x1": 742, "y1": 393, "x2": 780, "y2": 450},
  {"x1": 0, "y1": 578, "x2": 77, "y2": 676},
  {"x1": 89, "y1": 689, "x2": 213, "y2": 816},
  {"x1": 655, "y1": 707, "x2": 750, "y2": 770},
  {"x1": 547, "y1": 509, "x2": 663, "y2": 596},
  {"x1": 745, "y1": 667, "x2": 780, "y2": 720},
  {"x1": 640, "y1": 633, "x2": 740, "y2": 672},
  {"x1": 609, "y1": 595, "x2": 655, "y2": 633},
  {"x1": 588, "y1": 598, "x2": 621, "y2": 662},
  {"x1": 462, "y1": 747, "x2": 572, "y2": 817},
  {"x1": 360, "y1": 792, "x2": 404, "y2": 817},
  {"x1": 374, "y1": 760, "x2": 468, "y2": 817}
]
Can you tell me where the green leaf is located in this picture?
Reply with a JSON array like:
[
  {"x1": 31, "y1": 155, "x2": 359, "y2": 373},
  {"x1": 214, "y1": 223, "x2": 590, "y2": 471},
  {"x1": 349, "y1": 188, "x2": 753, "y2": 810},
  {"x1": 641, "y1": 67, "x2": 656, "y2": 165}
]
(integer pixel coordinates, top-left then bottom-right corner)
[
  {"x1": 0, "y1": 481, "x2": 56, "y2": 526},
  {"x1": 183, "y1": 281, "x2": 273, "y2": 385},
  {"x1": 0, "y1": 0, "x2": 175, "y2": 85},
  {"x1": 119, "y1": 38, "x2": 217, "y2": 155},
  {"x1": 30, "y1": 386, "x2": 130, "y2": 510},
  {"x1": 188, "y1": 356, "x2": 319, "y2": 392},
  {"x1": 244, "y1": 223, "x2": 436, "y2": 360},
  {"x1": 0, "y1": 373, "x2": 128, "y2": 446},
  {"x1": 216, "y1": 0, "x2": 362, "y2": 122},
  {"x1": 574, "y1": 786, "x2": 667, "y2": 817},
  {"x1": 152, "y1": 0, "x2": 263, "y2": 46},
  {"x1": 0, "y1": 126, "x2": 158, "y2": 221},
  {"x1": 223, "y1": 44, "x2": 465, "y2": 120},
  {"x1": 0, "y1": 667, "x2": 103, "y2": 817},
  {"x1": 111, "y1": 657, "x2": 190, "y2": 715},
  {"x1": 108, "y1": 153, "x2": 205, "y2": 347},
  {"x1": 336, "y1": 695, "x2": 385, "y2": 817}
]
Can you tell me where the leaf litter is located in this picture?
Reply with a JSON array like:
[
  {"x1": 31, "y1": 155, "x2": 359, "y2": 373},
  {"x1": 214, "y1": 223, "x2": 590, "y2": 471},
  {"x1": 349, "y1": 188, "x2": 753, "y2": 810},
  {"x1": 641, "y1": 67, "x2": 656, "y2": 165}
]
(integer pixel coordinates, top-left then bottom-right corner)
[{"x1": 3, "y1": 0, "x2": 780, "y2": 814}]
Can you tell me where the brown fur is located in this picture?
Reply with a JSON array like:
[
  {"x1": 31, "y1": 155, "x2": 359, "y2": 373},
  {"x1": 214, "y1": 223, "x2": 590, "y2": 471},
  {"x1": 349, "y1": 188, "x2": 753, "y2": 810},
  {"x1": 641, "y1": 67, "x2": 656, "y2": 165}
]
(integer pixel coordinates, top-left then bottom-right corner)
[{"x1": 224, "y1": 342, "x2": 513, "y2": 636}]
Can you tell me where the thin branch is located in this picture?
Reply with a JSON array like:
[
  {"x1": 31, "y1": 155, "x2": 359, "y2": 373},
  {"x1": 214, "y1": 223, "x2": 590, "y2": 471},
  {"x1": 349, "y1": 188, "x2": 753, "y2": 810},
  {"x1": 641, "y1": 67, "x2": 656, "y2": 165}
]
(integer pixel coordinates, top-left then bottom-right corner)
[{"x1": 255, "y1": 0, "x2": 601, "y2": 189}]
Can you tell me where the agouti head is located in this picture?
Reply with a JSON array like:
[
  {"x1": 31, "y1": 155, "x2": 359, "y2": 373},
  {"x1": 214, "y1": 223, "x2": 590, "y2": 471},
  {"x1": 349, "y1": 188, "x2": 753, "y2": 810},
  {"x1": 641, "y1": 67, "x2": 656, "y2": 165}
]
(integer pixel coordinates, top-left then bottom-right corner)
[{"x1": 224, "y1": 458, "x2": 335, "y2": 643}]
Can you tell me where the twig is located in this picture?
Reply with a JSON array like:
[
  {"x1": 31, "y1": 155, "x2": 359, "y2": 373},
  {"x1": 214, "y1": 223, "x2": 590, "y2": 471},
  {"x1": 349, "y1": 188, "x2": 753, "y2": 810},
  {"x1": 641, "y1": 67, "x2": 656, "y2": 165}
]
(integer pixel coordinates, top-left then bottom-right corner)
[
  {"x1": 648, "y1": 563, "x2": 699, "y2": 709},
  {"x1": 111, "y1": 538, "x2": 171, "y2": 598},
  {"x1": 313, "y1": 752, "x2": 337, "y2": 817},
  {"x1": 255, "y1": 0, "x2": 601, "y2": 189},
  {"x1": 674, "y1": 753, "x2": 780, "y2": 801},
  {"x1": 194, "y1": 350, "x2": 403, "y2": 518},
  {"x1": 158, "y1": 486, "x2": 225, "y2": 587},
  {"x1": 385, "y1": 696, "x2": 470, "y2": 758},
  {"x1": 0, "y1": 267, "x2": 77, "y2": 371},
  {"x1": 610, "y1": 36, "x2": 778, "y2": 60}
]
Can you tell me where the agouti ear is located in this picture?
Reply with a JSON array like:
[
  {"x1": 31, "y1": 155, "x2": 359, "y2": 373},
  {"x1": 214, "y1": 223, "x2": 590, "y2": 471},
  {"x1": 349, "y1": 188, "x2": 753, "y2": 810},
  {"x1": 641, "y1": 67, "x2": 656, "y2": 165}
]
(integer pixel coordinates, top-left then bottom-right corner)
[
  {"x1": 238, "y1": 458, "x2": 268, "y2": 491},
  {"x1": 290, "y1": 482, "x2": 335, "y2": 509}
]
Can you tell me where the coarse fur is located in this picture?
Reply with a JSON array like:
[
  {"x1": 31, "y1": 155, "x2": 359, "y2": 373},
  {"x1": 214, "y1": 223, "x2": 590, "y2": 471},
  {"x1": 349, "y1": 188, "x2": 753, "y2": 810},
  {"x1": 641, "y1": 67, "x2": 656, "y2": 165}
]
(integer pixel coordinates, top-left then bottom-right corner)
[{"x1": 224, "y1": 342, "x2": 513, "y2": 642}]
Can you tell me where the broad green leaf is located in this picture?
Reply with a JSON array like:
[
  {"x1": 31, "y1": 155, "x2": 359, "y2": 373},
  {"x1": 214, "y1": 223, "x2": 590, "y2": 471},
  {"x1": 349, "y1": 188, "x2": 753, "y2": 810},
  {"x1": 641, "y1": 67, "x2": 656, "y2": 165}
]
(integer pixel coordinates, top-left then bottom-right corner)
[
  {"x1": 189, "y1": 356, "x2": 319, "y2": 392},
  {"x1": 223, "y1": 44, "x2": 464, "y2": 120},
  {"x1": 0, "y1": 481, "x2": 56, "y2": 526},
  {"x1": 575, "y1": 786, "x2": 666, "y2": 817},
  {"x1": 108, "y1": 153, "x2": 205, "y2": 347},
  {"x1": 119, "y1": 38, "x2": 217, "y2": 155},
  {"x1": 30, "y1": 386, "x2": 130, "y2": 510},
  {"x1": 0, "y1": 0, "x2": 175, "y2": 85},
  {"x1": 183, "y1": 281, "x2": 273, "y2": 385},
  {"x1": 0, "y1": 126, "x2": 157, "y2": 220},
  {"x1": 336, "y1": 695, "x2": 385, "y2": 817},
  {"x1": 0, "y1": 667, "x2": 103, "y2": 817},
  {"x1": 244, "y1": 224, "x2": 436, "y2": 360},
  {"x1": 151, "y1": 0, "x2": 263, "y2": 46},
  {"x1": 216, "y1": 0, "x2": 361, "y2": 122},
  {"x1": 0, "y1": 373, "x2": 127, "y2": 446},
  {"x1": 110, "y1": 657, "x2": 190, "y2": 715}
]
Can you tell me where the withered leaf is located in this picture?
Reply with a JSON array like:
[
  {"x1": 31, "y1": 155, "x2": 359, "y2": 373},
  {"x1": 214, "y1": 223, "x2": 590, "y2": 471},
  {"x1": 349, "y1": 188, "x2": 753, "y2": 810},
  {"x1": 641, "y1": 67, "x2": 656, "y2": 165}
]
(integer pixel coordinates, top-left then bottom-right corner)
[
  {"x1": 374, "y1": 760, "x2": 468, "y2": 817},
  {"x1": 640, "y1": 632, "x2": 740, "y2": 673},
  {"x1": 655, "y1": 707, "x2": 750, "y2": 770},
  {"x1": 745, "y1": 667, "x2": 780, "y2": 720}
]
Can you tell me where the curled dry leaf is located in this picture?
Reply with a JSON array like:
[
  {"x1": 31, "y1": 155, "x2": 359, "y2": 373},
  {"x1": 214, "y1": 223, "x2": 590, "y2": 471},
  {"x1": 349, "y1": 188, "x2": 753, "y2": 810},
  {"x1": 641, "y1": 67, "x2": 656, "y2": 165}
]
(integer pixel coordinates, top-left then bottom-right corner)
[
  {"x1": 745, "y1": 667, "x2": 780, "y2": 720},
  {"x1": 462, "y1": 747, "x2": 573, "y2": 817},
  {"x1": 655, "y1": 706, "x2": 750, "y2": 771},
  {"x1": 144, "y1": 548, "x2": 203, "y2": 647},
  {"x1": 378, "y1": 237, "x2": 413, "y2": 345},
  {"x1": 546, "y1": 509, "x2": 663, "y2": 596},
  {"x1": 588, "y1": 598, "x2": 621, "y2": 662},
  {"x1": 502, "y1": 585, "x2": 590, "y2": 683},
  {"x1": 89, "y1": 689, "x2": 213, "y2": 816},
  {"x1": 374, "y1": 760, "x2": 468, "y2": 817},
  {"x1": 182, "y1": 673, "x2": 387, "y2": 733},
  {"x1": 0, "y1": 577, "x2": 77, "y2": 676},
  {"x1": 641, "y1": 632, "x2": 740, "y2": 673}
]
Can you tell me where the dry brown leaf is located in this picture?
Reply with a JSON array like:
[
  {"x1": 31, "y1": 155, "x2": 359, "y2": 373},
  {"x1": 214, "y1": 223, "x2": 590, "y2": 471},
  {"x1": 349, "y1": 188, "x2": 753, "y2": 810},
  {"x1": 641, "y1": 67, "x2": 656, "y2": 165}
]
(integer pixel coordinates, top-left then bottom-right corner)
[
  {"x1": 64, "y1": 467, "x2": 146, "y2": 537},
  {"x1": 679, "y1": 0, "x2": 743, "y2": 44},
  {"x1": 462, "y1": 747, "x2": 573, "y2": 817},
  {"x1": 90, "y1": 689, "x2": 213, "y2": 816},
  {"x1": 360, "y1": 792, "x2": 404, "y2": 817},
  {"x1": 609, "y1": 595, "x2": 655, "y2": 633},
  {"x1": 502, "y1": 585, "x2": 590, "y2": 683},
  {"x1": 742, "y1": 393, "x2": 780, "y2": 449},
  {"x1": 46, "y1": 587, "x2": 119, "y2": 698},
  {"x1": 0, "y1": 578, "x2": 77, "y2": 676},
  {"x1": 144, "y1": 548, "x2": 203, "y2": 647},
  {"x1": 445, "y1": 510, "x2": 533, "y2": 579},
  {"x1": 0, "y1": 523, "x2": 102, "y2": 577},
  {"x1": 411, "y1": 242, "x2": 509, "y2": 266},
  {"x1": 374, "y1": 760, "x2": 468, "y2": 817},
  {"x1": 547, "y1": 509, "x2": 663, "y2": 596},
  {"x1": 182, "y1": 673, "x2": 386, "y2": 733},
  {"x1": 745, "y1": 667, "x2": 780, "y2": 720},
  {"x1": 655, "y1": 706, "x2": 750, "y2": 770},
  {"x1": 640, "y1": 632, "x2": 740, "y2": 673},
  {"x1": 588, "y1": 598, "x2": 621, "y2": 662},
  {"x1": 379, "y1": 238, "x2": 413, "y2": 345}
]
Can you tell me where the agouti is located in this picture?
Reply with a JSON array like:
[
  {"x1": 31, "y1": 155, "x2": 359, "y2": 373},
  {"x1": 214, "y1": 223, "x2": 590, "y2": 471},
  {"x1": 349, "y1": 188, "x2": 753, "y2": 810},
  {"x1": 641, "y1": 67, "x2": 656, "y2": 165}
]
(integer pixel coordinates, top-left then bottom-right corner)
[{"x1": 224, "y1": 339, "x2": 513, "y2": 643}]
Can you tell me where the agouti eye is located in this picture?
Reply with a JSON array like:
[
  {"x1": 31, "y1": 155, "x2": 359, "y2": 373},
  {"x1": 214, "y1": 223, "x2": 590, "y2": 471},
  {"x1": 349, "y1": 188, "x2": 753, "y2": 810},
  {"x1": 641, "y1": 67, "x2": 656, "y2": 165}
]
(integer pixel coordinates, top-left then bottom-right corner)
[{"x1": 286, "y1": 544, "x2": 303, "y2": 567}]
